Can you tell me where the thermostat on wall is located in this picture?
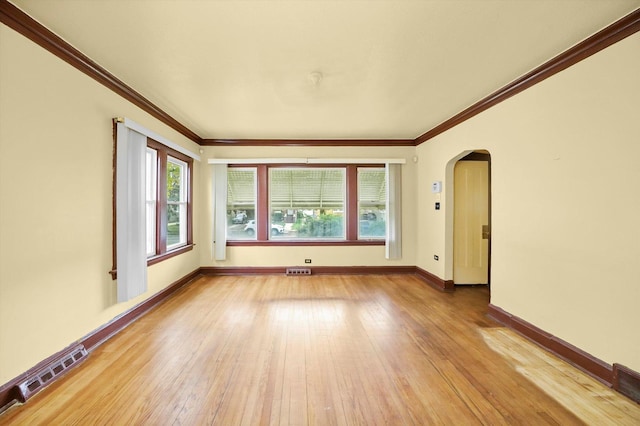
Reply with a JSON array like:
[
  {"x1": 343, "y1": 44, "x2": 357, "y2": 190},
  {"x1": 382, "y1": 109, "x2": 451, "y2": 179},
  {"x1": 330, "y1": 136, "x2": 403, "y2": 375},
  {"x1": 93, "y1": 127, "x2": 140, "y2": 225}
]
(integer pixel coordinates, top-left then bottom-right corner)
[{"x1": 431, "y1": 181, "x2": 442, "y2": 193}]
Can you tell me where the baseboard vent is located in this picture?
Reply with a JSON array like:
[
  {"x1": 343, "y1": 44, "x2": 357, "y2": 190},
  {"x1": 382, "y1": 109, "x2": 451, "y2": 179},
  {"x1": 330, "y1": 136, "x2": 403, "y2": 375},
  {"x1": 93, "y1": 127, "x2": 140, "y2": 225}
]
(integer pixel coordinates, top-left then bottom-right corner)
[
  {"x1": 286, "y1": 267, "x2": 311, "y2": 276},
  {"x1": 17, "y1": 344, "x2": 88, "y2": 402},
  {"x1": 614, "y1": 363, "x2": 640, "y2": 403}
]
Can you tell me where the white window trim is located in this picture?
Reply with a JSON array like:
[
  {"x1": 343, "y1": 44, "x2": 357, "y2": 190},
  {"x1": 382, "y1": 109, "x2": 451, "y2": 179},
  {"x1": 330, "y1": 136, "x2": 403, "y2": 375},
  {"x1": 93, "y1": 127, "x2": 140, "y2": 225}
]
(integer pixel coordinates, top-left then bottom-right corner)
[
  {"x1": 208, "y1": 158, "x2": 406, "y2": 165},
  {"x1": 117, "y1": 117, "x2": 201, "y2": 161}
]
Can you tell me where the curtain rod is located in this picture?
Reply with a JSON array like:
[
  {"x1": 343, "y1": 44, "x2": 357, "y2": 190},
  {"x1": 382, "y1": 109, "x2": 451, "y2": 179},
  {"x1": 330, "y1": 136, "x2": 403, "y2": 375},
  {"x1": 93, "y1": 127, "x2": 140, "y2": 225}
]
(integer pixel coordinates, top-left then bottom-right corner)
[
  {"x1": 207, "y1": 158, "x2": 406, "y2": 164},
  {"x1": 115, "y1": 117, "x2": 201, "y2": 161}
]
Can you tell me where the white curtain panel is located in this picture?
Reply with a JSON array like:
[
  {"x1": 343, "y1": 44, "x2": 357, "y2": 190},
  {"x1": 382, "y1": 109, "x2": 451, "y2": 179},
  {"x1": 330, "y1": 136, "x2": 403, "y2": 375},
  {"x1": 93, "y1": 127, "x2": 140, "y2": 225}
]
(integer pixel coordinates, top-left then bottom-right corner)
[
  {"x1": 116, "y1": 122, "x2": 148, "y2": 302},
  {"x1": 212, "y1": 163, "x2": 228, "y2": 261},
  {"x1": 385, "y1": 163, "x2": 402, "y2": 260}
]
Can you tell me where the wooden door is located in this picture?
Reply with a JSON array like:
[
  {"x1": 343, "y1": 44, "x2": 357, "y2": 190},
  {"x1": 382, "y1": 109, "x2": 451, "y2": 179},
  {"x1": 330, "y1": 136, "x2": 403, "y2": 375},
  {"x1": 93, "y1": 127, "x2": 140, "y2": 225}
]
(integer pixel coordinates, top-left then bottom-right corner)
[{"x1": 453, "y1": 161, "x2": 489, "y2": 285}]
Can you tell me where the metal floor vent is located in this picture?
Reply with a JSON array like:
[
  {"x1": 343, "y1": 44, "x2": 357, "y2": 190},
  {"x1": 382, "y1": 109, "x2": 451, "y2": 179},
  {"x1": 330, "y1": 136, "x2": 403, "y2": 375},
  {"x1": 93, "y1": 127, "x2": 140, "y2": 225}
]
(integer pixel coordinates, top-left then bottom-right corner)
[
  {"x1": 17, "y1": 344, "x2": 88, "y2": 402},
  {"x1": 286, "y1": 267, "x2": 311, "y2": 276},
  {"x1": 614, "y1": 364, "x2": 640, "y2": 403}
]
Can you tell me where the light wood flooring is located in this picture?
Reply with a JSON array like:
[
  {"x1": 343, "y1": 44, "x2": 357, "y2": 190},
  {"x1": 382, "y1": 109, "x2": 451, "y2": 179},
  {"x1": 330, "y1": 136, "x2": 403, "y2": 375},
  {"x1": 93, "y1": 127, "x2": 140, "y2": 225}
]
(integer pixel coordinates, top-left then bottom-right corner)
[{"x1": 2, "y1": 274, "x2": 639, "y2": 425}]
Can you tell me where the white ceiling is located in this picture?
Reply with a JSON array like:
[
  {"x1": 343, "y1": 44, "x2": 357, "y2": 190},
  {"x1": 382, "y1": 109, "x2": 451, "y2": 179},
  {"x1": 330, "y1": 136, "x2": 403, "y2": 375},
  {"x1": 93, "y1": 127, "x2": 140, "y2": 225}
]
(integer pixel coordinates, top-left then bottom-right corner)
[{"x1": 10, "y1": 0, "x2": 640, "y2": 140}]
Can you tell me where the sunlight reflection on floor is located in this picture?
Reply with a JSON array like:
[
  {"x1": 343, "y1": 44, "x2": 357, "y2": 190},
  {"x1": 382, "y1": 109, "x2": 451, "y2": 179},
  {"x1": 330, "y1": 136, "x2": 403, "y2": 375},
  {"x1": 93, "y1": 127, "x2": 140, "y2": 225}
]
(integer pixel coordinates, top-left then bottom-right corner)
[{"x1": 480, "y1": 328, "x2": 640, "y2": 425}]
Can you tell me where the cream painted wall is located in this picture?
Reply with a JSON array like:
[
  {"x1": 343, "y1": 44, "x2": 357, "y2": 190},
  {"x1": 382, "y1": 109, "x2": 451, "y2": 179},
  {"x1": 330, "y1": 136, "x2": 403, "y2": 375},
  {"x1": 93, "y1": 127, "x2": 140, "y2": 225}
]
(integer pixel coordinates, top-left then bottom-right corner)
[
  {"x1": 0, "y1": 27, "x2": 202, "y2": 384},
  {"x1": 416, "y1": 33, "x2": 640, "y2": 371},
  {"x1": 199, "y1": 146, "x2": 417, "y2": 268}
]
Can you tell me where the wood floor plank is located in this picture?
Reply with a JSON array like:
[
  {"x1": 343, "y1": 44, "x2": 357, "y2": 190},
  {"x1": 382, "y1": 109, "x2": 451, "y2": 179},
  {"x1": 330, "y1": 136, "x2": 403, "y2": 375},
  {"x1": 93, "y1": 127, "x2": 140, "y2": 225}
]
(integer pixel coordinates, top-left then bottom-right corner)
[{"x1": 2, "y1": 274, "x2": 639, "y2": 425}]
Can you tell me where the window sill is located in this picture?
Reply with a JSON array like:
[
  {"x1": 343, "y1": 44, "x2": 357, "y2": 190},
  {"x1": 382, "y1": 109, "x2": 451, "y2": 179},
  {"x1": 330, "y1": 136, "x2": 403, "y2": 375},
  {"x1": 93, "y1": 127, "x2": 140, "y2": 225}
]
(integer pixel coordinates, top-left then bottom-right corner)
[
  {"x1": 226, "y1": 240, "x2": 384, "y2": 247},
  {"x1": 147, "y1": 244, "x2": 195, "y2": 266},
  {"x1": 109, "y1": 244, "x2": 195, "y2": 280}
]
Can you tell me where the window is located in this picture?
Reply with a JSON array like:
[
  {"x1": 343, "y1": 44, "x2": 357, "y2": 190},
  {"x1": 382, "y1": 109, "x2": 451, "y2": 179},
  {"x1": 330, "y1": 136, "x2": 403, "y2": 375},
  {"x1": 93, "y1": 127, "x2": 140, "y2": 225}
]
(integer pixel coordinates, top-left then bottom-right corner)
[
  {"x1": 146, "y1": 139, "x2": 193, "y2": 262},
  {"x1": 270, "y1": 168, "x2": 346, "y2": 240},
  {"x1": 167, "y1": 156, "x2": 188, "y2": 248},
  {"x1": 226, "y1": 168, "x2": 257, "y2": 240},
  {"x1": 225, "y1": 164, "x2": 383, "y2": 244},
  {"x1": 112, "y1": 118, "x2": 198, "y2": 296},
  {"x1": 358, "y1": 168, "x2": 386, "y2": 239}
]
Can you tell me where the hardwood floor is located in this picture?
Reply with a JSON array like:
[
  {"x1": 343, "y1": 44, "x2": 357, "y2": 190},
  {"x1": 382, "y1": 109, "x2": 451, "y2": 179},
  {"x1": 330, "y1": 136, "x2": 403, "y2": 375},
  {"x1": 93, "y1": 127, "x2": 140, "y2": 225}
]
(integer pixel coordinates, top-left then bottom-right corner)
[{"x1": 2, "y1": 274, "x2": 639, "y2": 425}]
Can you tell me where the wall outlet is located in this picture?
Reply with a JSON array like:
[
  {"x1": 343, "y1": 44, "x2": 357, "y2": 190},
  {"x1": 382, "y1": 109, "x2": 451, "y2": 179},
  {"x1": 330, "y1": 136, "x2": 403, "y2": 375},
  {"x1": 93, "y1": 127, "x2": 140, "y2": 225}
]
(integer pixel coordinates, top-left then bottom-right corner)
[
  {"x1": 434, "y1": 255, "x2": 439, "y2": 261},
  {"x1": 305, "y1": 259, "x2": 312, "y2": 264}
]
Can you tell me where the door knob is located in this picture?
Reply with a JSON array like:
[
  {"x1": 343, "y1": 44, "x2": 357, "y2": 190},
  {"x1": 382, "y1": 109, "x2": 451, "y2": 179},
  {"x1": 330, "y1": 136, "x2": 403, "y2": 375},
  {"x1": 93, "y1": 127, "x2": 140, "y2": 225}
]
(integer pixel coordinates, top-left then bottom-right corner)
[{"x1": 482, "y1": 225, "x2": 490, "y2": 239}]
